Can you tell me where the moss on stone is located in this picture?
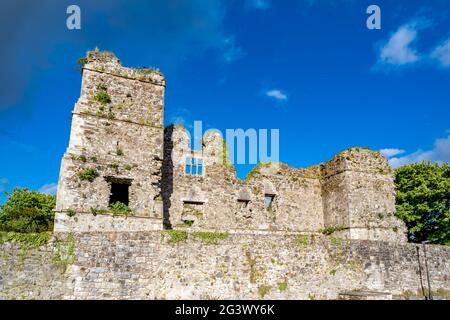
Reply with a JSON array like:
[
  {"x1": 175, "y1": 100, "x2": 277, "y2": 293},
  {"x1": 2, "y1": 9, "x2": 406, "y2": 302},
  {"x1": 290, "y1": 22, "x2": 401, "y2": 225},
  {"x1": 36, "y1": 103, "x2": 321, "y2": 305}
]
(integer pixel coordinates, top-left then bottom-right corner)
[
  {"x1": 277, "y1": 280, "x2": 288, "y2": 291},
  {"x1": 191, "y1": 231, "x2": 228, "y2": 245},
  {"x1": 52, "y1": 233, "x2": 75, "y2": 273},
  {"x1": 295, "y1": 234, "x2": 310, "y2": 248},
  {"x1": 258, "y1": 285, "x2": 271, "y2": 298},
  {"x1": 161, "y1": 230, "x2": 188, "y2": 244}
]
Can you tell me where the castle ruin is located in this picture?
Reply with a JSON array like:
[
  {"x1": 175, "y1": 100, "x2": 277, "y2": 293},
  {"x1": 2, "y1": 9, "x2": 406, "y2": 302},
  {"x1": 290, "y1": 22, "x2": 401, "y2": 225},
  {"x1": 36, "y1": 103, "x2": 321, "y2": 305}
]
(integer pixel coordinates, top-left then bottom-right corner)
[
  {"x1": 54, "y1": 50, "x2": 406, "y2": 242},
  {"x1": 1, "y1": 51, "x2": 449, "y2": 300}
]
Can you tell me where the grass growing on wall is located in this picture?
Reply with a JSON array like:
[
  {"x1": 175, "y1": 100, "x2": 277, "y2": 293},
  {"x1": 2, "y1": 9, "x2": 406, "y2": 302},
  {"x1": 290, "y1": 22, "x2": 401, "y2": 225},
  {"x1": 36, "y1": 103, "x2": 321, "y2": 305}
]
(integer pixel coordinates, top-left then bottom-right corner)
[
  {"x1": 161, "y1": 230, "x2": 188, "y2": 244},
  {"x1": 52, "y1": 233, "x2": 75, "y2": 273},
  {"x1": 0, "y1": 231, "x2": 51, "y2": 264},
  {"x1": 191, "y1": 231, "x2": 228, "y2": 245}
]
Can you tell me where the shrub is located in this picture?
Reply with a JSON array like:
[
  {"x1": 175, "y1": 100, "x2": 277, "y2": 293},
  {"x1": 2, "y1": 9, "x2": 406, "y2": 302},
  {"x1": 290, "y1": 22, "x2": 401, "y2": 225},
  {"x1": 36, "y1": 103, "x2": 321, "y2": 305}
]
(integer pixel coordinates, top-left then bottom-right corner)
[
  {"x1": 66, "y1": 208, "x2": 76, "y2": 217},
  {"x1": 110, "y1": 201, "x2": 130, "y2": 216},
  {"x1": 94, "y1": 90, "x2": 111, "y2": 105},
  {"x1": 78, "y1": 168, "x2": 98, "y2": 182},
  {"x1": 0, "y1": 188, "x2": 56, "y2": 233},
  {"x1": 76, "y1": 57, "x2": 88, "y2": 73}
]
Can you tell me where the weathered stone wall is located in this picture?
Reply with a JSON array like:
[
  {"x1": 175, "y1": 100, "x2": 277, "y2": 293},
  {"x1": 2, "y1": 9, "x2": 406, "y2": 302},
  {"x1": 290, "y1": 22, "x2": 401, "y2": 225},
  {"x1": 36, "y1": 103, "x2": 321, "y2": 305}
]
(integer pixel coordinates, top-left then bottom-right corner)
[
  {"x1": 55, "y1": 51, "x2": 165, "y2": 231},
  {"x1": 163, "y1": 126, "x2": 324, "y2": 233},
  {"x1": 1, "y1": 232, "x2": 449, "y2": 300},
  {"x1": 54, "y1": 51, "x2": 406, "y2": 241},
  {"x1": 321, "y1": 148, "x2": 406, "y2": 242},
  {"x1": 163, "y1": 126, "x2": 405, "y2": 241}
]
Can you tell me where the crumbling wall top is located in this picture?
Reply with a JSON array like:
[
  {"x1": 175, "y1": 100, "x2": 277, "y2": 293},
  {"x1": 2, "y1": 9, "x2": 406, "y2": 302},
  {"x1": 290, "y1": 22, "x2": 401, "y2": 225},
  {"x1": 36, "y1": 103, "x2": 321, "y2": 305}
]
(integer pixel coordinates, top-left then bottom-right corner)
[{"x1": 81, "y1": 49, "x2": 165, "y2": 86}]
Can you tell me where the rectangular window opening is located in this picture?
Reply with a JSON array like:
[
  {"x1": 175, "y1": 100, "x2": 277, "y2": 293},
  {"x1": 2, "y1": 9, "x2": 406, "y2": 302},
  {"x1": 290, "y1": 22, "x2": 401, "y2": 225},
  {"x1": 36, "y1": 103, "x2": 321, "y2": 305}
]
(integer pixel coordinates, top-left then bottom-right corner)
[
  {"x1": 107, "y1": 177, "x2": 132, "y2": 206},
  {"x1": 237, "y1": 199, "x2": 250, "y2": 209},
  {"x1": 185, "y1": 155, "x2": 203, "y2": 176},
  {"x1": 264, "y1": 194, "x2": 275, "y2": 209}
]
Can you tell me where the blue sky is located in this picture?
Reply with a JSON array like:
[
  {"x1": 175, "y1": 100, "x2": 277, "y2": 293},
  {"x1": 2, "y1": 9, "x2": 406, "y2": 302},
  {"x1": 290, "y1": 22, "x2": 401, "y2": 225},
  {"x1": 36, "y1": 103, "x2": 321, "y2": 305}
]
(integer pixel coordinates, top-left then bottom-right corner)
[{"x1": 1, "y1": 0, "x2": 450, "y2": 200}]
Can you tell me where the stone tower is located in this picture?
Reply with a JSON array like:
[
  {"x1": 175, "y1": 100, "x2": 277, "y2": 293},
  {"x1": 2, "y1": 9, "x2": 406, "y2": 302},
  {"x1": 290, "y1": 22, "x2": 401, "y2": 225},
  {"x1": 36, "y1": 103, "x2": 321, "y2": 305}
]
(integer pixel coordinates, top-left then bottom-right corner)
[{"x1": 54, "y1": 50, "x2": 165, "y2": 231}]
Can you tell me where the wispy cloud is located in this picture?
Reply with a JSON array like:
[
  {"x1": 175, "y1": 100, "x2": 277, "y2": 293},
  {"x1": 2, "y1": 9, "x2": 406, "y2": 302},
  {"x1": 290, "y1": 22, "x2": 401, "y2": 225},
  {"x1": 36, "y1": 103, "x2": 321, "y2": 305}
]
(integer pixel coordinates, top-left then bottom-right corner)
[
  {"x1": 383, "y1": 134, "x2": 450, "y2": 168},
  {"x1": 377, "y1": 24, "x2": 420, "y2": 67},
  {"x1": 245, "y1": 0, "x2": 271, "y2": 10},
  {"x1": 221, "y1": 37, "x2": 245, "y2": 63},
  {"x1": 0, "y1": 178, "x2": 8, "y2": 193},
  {"x1": 265, "y1": 89, "x2": 288, "y2": 101},
  {"x1": 38, "y1": 183, "x2": 58, "y2": 195},
  {"x1": 380, "y1": 148, "x2": 405, "y2": 158},
  {"x1": 430, "y1": 38, "x2": 450, "y2": 68}
]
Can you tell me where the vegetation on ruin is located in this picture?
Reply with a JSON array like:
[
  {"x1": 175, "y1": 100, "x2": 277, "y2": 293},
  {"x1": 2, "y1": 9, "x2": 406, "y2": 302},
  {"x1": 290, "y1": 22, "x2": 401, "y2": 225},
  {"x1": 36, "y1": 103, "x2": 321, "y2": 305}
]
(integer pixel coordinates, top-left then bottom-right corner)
[
  {"x1": 245, "y1": 162, "x2": 271, "y2": 181},
  {"x1": 116, "y1": 147, "x2": 124, "y2": 156},
  {"x1": 182, "y1": 220, "x2": 194, "y2": 227},
  {"x1": 52, "y1": 233, "x2": 75, "y2": 273},
  {"x1": 0, "y1": 188, "x2": 55, "y2": 233},
  {"x1": 395, "y1": 162, "x2": 450, "y2": 245},
  {"x1": 109, "y1": 202, "x2": 130, "y2": 216},
  {"x1": 295, "y1": 234, "x2": 310, "y2": 247},
  {"x1": 162, "y1": 230, "x2": 188, "y2": 244},
  {"x1": 191, "y1": 231, "x2": 228, "y2": 245},
  {"x1": 78, "y1": 168, "x2": 99, "y2": 182},
  {"x1": 258, "y1": 285, "x2": 271, "y2": 298},
  {"x1": 136, "y1": 67, "x2": 162, "y2": 76},
  {"x1": 244, "y1": 249, "x2": 262, "y2": 283},
  {"x1": 277, "y1": 280, "x2": 288, "y2": 291},
  {"x1": 87, "y1": 48, "x2": 116, "y2": 60},
  {"x1": 90, "y1": 207, "x2": 107, "y2": 216},
  {"x1": 76, "y1": 57, "x2": 88, "y2": 73},
  {"x1": 0, "y1": 231, "x2": 51, "y2": 264},
  {"x1": 0, "y1": 231, "x2": 51, "y2": 248},
  {"x1": 318, "y1": 225, "x2": 346, "y2": 236},
  {"x1": 94, "y1": 90, "x2": 111, "y2": 105},
  {"x1": 66, "y1": 208, "x2": 76, "y2": 217}
]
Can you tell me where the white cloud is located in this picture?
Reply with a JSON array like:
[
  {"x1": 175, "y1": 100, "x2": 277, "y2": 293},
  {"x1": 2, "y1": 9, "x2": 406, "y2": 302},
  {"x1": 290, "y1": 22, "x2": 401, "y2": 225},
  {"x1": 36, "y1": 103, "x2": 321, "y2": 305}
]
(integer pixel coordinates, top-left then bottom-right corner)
[
  {"x1": 221, "y1": 37, "x2": 246, "y2": 63},
  {"x1": 0, "y1": 178, "x2": 8, "y2": 193},
  {"x1": 384, "y1": 135, "x2": 450, "y2": 168},
  {"x1": 38, "y1": 183, "x2": 58, "y2": 195},
  {"x1": 246, "y1": 0, "x2": 271, "y2": 10},
  {"x1": 430, "y1": 38, "x2": 450, "y2": 67},
  {"x1": 380, "y1": 148, "x2": 405, "y2": 158},
  {"x1": 378, "y1": 24, "x2": 420, "y2": 66},
  {"x1": 266, "y1": 89, "x2": 288, "y2": 101}
]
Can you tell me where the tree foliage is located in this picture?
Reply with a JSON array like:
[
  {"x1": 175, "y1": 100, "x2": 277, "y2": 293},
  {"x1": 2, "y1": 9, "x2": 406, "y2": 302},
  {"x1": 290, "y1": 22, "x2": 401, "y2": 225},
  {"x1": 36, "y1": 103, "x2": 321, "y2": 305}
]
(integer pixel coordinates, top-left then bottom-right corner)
[
  {"x1": 395, "y1": 162, "x2": 450, "y2": 245},
  {"x1": 0, "y1": 188, "x2": 56, "y2": 233}
]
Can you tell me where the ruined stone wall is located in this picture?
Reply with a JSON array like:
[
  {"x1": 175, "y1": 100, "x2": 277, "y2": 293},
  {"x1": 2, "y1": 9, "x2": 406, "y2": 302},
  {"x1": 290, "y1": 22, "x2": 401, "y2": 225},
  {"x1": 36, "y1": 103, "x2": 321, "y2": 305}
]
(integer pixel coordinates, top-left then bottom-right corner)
[
  {"x1": 163, "y1": 127, "x2": 405, "y2": 240},
  {"x1": 55, "y1": 51, "x2": 165, "y2": 231},
  {"x1": 1, "y1": 232, "x2": 449, "y2": 300},
  {"x1": 163, "y1": 126, "x2": 324, "y2": 233},
  {"x1": 321, "y1": 148, "x2": 406, "y2": 242}
]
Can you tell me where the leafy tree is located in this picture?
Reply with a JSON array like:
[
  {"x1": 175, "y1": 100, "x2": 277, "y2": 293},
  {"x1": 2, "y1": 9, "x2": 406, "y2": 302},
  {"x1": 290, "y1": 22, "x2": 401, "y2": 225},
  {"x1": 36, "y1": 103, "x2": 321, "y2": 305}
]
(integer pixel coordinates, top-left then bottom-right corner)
[
  {"x1": 395, "y1": 162, "x2": 450, "y2": 245},
  {"x1": 0, "y1": 188, "x2": 56, "y2": 233}
]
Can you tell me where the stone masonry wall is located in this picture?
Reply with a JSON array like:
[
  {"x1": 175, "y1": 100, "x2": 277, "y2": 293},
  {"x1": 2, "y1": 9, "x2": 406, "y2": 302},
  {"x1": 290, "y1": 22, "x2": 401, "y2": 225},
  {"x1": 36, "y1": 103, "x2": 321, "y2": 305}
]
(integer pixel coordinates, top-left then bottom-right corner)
[
  {"x1": 55, "y1": 51, "x2": 165, "y2": 231},
  {"x1": 0, "y1": 232, "x2": 449, "y2": 300},
  {"x1": 163, "y1": 126, "x2": 324, "y2": 233},
  {"x1": 163, "y1": 126, "x2": 405, "y2": 241}
]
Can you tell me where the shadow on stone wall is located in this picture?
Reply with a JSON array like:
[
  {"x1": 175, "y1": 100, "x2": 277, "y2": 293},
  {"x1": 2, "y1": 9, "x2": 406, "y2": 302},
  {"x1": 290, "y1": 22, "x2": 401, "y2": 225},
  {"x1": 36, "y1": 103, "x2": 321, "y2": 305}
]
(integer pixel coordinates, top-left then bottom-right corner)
[{"x1": 162, "y1": 125, "x2": 175, "y2": 229}]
